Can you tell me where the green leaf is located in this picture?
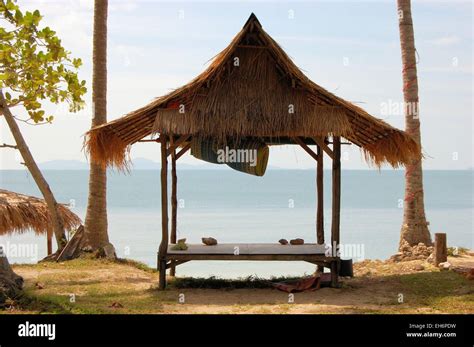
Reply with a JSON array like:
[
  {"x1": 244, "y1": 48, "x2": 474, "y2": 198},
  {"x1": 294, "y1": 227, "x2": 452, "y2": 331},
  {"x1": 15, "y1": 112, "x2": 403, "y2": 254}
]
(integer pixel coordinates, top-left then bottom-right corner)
[
  {"x1": 72, "y1": 58, "x2": 82, "y2": 68},
  {"x1": 1, "y1": 1, "x2": 86, "y2": 123},
  {"x1": 14, "y1": 10, "x2": 23, "y2": 23},
  {"x1": 6, "y1": 0, "x2": 18, "y2": 11}
]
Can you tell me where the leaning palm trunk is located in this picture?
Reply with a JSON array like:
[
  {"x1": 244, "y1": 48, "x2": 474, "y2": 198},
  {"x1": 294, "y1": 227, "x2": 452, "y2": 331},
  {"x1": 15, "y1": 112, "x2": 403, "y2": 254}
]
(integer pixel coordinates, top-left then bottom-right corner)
[
  {"x1": 397, "y1": 0, "x2": 432, "y2": 248},
  {"x1": 82, "y1": 0, "x2": 115, "y2": 256},
  {"x1": 0, "y1": 91, "x2": 68, "y2": 251}
]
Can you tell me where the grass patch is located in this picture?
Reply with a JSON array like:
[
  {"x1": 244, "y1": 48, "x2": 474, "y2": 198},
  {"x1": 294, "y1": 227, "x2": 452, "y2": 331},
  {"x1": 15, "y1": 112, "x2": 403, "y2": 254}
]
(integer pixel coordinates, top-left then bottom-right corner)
[
  {"x1": 400, "y1": 270, "x2": 468, "y2": 295},
  {"x1": 170, "y1": 275, "x2": 305, "y2": 289},
  {"x1": 15, "y1": 257, "x2": 156, "y2": 273},
  {"x1": 1, "y1": 290, "x2": 73, "y2": 314},
  {"x1": 115, "y1": 258, "x2": 157, "y2": 273},
  {"x1": 399, "y1": 271, "x2": 474, "y2": 313},
  {"x1": 8, "y1": 256, "x2": 473, "y2": 314}
]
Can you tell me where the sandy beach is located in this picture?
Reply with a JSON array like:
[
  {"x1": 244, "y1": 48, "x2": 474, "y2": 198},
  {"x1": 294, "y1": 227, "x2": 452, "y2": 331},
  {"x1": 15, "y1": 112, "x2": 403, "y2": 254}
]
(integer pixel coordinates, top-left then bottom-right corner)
[{"x1": 6, "y1": 254, "x2": 472, "y2": 314}]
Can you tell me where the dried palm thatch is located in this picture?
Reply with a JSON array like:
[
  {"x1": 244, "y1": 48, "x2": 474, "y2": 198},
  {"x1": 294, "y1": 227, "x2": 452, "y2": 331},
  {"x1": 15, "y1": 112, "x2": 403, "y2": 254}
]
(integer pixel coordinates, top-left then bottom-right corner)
[
  {"x1": 85, "y1": 13, "x2": 420, "y2": 169},
  {"x1": 0, "y1": 189, "x2": 81, "y2": 236}
]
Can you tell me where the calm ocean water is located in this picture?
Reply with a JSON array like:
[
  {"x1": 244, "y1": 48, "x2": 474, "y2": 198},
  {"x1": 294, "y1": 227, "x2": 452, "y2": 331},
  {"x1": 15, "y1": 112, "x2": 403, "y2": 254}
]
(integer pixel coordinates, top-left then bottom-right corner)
[{"x1": 1, "y1": 169, "x2": 472, "y2": 278}]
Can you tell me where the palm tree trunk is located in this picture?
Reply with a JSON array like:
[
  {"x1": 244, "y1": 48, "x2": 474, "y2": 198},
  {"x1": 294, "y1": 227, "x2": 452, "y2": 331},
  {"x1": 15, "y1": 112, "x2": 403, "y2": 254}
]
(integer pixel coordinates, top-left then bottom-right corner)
[
  {"x1": 397, "y1": 0, "x2": 432, "y2": 248},
  {"x1": 0, "y1": 251, "x2": 23, "y2": 305},
  {"x1": 83, "y1": 0, "x2": 114, "y2": 256},
  {"x1": 0, "y1": 90, "x2": 68, "y2": 251}
]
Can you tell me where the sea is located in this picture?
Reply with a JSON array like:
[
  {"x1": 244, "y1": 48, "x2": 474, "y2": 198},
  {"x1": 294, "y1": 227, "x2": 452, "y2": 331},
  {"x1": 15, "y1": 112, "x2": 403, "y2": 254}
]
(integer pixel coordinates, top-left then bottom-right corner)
[{"x1": 0, "y1": 169, "x2": 472, "y2": 278}]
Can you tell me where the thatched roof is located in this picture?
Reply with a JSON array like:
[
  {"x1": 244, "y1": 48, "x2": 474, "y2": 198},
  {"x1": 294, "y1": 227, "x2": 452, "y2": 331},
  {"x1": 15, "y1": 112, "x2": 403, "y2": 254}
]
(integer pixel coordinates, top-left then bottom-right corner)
[
  {"x1": 0, "y1": 189, "x2": 81, "y2": 236},
  {"x1": 86, "y1": 13, "x2": 420, "y2": 169}
]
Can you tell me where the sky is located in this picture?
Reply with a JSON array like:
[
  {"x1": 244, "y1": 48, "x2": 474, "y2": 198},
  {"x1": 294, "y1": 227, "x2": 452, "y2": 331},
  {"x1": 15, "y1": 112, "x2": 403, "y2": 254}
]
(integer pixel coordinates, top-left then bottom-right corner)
[{"x1": 0, "y1": 0, "x2": 472, "y2": 170}]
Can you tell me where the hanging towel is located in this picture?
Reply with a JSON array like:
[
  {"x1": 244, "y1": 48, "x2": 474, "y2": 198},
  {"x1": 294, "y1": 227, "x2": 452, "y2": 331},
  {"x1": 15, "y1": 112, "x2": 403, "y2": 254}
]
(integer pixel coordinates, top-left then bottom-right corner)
[
  {"x1": 190, "y1": 138, "x2": 269, "y2": 176},
  {"x1": 224, "y1": 139, "x2": 269, "y2": 176},
  {"x1": 190, "y1": 138, "x2": 222, "y2": 164}
]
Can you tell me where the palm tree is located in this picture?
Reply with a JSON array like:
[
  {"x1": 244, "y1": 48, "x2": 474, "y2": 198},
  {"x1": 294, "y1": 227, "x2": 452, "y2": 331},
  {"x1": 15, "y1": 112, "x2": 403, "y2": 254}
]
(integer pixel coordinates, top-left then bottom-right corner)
[
  {"x1": 1, "y1": 97, "x2": 68, "y2": 251},
  {"x1": 0, "y1": 252, "x2": 23, "y2": 305},
  {"x1": 396, "y1": 0, "x2": 432, "y2": 248},
  {"x1": 83, "y1": 0, "x2": 115, "y2": 257}
]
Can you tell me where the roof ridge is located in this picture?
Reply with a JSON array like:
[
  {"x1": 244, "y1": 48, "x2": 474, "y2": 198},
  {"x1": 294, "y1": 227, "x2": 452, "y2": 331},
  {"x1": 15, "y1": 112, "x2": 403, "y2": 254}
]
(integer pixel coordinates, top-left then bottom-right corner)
[{"x1": 244, "y1": 13, "x2": 262, "y2": 28}]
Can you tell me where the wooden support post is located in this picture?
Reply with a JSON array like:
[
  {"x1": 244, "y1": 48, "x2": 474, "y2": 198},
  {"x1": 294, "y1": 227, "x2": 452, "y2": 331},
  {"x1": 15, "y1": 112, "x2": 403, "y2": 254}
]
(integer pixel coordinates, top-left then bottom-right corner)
[
  {"x1": 158, "y1": 134, "x2": 169, "y2": 290},
  {"x1": 176, "y1": 142, "x2": 191, "y2": 160},
  {"x1": 312, "y1": 137, "x2": 334, "y2": 160},
  {"x1": 170, "y1": 136, "x2": 178, "y2": 277},
  {"x1": 166, "y1": 135, "x2": 191, "y2": 157},
  {"x1": 331, "y1": 136, "x2": 341, "y2": 247},
  {"x1": 316, "y1": 145, "x2": 324, "y2": 244},
  {"x1": 138, "y1": 138, "x2": 161, "y2": 143},
  {"x1": 316, "y1": 145, "x2": 324, "y2": 273},
  {"x1": 331, "y1": 136, "x2": 341, "y2": 286},
  {"x1": 293, "y1": 137, "x2": 319, "y2": 162},
  {"x1": 434, "y1": 233, "x2": 447, "y2": 266},
  {"x1": 330, "y1": 261, "x2": 338, "y2": 287}
]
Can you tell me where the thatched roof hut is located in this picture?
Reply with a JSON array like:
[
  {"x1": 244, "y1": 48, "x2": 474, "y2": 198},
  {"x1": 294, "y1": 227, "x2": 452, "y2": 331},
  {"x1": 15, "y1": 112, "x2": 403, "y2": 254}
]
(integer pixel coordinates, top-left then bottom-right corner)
[
  {"x1": 84, "y1": 14, "x2": 421, "y2": 289},
  {"x1": 86, "y1": 13, "x2": 420, "y2": 169},
  {"x1": 0, "y1": 189, "x2": 81, "y2": 236}
]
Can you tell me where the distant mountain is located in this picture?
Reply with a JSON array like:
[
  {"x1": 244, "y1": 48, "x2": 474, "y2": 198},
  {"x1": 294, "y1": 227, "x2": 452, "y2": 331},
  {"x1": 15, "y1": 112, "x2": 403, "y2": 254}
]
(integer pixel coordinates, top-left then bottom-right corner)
[
  {"x1": 129, "y1": 157, "x2": 223, "y2": 170},
  {"x1": 129, "y1": 157, "x2": 159, "y2": 169},
  {"x1": 38, "y1": 158, "x2": 164, "y2": 170},
  {"x1": 130, "y1": 157, "x2": 288, "y2": 170},
  {"x1": 38, "y1": 158, "x2": 287, "y2": 170},
  {"x1": 39, "y1": 160, "x2": 88, "y2": 170},
  {"x1": 131, "y1": 157, "x2": 230, "y2": 170}
]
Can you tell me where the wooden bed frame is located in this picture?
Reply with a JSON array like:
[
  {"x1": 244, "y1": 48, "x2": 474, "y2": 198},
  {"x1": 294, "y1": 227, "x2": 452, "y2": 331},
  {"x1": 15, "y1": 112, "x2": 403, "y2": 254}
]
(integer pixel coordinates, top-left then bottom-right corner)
[
  {"x1": 155, "y1": 134, "x2": 342, "y2": 289},
  {"x1": 159, "y1": 243, "x2": 341, "y2": 287}
]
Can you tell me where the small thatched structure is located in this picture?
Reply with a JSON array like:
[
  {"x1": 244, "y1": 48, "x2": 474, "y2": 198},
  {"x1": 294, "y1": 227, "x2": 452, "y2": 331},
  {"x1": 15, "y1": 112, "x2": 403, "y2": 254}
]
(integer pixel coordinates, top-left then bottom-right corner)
[
  {"x1": 0, "y1": 189, "x2": 81, "y2": 236},
  {"x1": 84, "y1": 14, "x2": 422, "y2": 289},
  {"x1": 86, "y1": 14, "x2": 420, "y2": 169}
]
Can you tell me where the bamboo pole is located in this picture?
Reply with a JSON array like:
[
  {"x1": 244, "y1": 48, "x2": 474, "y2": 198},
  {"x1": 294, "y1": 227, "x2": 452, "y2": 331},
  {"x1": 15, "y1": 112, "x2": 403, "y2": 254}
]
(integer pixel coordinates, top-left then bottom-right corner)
[
  {"x1": 158, "y1": 135, "x2": 169, "y2": 290},
  {"x1": 316, "y1": 144, "x2": 324, "y2": 244},
  {"x1": 331, "y1": 136, "x2": 341, "y2": 247},
  {"x1": 331, "y1": 136, "x2": 341, "y2": 287},
  {"x1": 293, "y1": 137, "x2": 319, "y2": 162},
  {"x1": 312, "y1": 136, "x2": 334, "y2": 160},
  {"x1": 167, "y1": 135, "x2": 191, "y2": 156},
  {"x1": 316, "y1": 145, "x2": 324, "y2": 273},
  {"x1": 176, "y1": 142, "x2": 191, "y2": 160},
  {"x1": 170, "y1": 136, "x2": 178, "y2": 277}
]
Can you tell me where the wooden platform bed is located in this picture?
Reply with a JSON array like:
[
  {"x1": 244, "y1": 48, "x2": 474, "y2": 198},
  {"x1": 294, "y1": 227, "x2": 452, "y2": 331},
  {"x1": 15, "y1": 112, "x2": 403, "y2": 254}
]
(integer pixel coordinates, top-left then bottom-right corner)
[
  {"x1": 153, "y1": 130, "x2": 344, "y2": 289},
  {"x1": 159, "y1": 243, "x2": 341, "y2": 287}
]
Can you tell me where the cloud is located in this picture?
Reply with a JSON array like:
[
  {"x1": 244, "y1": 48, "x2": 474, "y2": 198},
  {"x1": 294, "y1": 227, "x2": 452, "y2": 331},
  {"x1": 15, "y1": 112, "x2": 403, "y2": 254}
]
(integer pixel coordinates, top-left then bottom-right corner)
[
  {"x1": 275, "y1": 35, "x2": 393, "y2": 47},
  {"x1": 21, "y1": 0, "x2": 93, "y2": 54},
  {"x1": 425, "y1": 35, "x2": 462, "y2": 46},
  {"x1": 420, "y1": 66, "x2": 472, "y2": 74},
  {"x1": 109, "y1": 1, "x2": 138, "y2": 12},
  {"x1": 112, "y1": 44, "x2": 146, "y2": 67}
]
